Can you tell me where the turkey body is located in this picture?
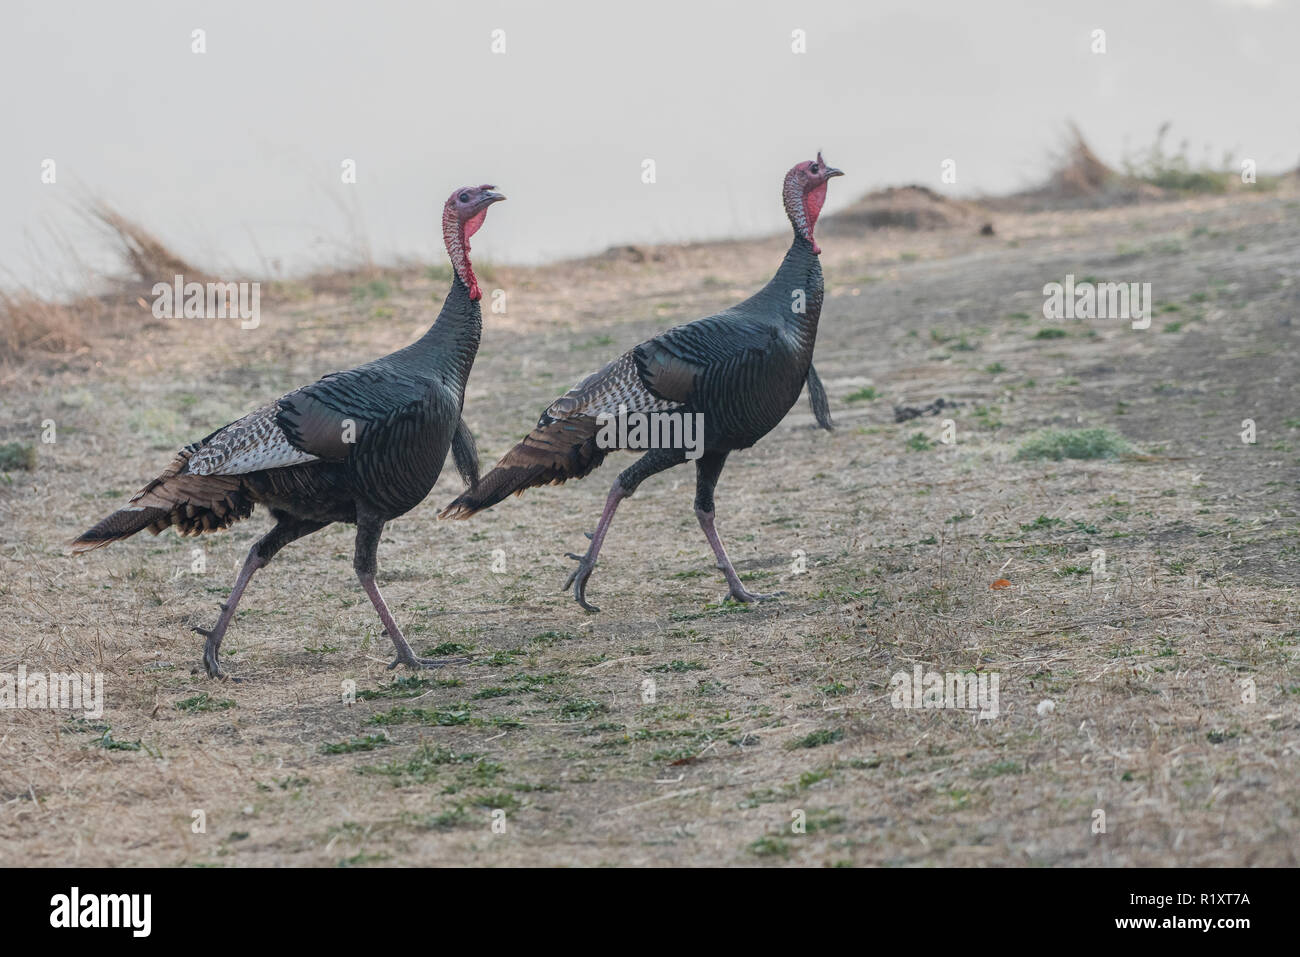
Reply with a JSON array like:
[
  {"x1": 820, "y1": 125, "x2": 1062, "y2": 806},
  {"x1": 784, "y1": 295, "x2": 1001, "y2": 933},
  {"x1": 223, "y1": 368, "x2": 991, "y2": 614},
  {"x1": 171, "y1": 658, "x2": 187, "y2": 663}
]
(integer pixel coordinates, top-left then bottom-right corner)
[
  {"x1": 441, "y1": 155, "x2": 842, "y2": 609},
  {"x1": 80, "y1": 277, "x2": 480, "y2": 543},
  {"x1": 73, "y1": 181, "x2": 504, "y2": 678},
  {"x1": 73, "y1": 272, "x2": 486, "y2": 677},
  {"x1": 442, "y1": 244, "x2": 835, "y2": 620},
  {"x1": 628, "y1": 235, "x2": 824, "y2": 455},
  {"x1": 445, "y1": 235, "x2": 827, "y2": 514}
]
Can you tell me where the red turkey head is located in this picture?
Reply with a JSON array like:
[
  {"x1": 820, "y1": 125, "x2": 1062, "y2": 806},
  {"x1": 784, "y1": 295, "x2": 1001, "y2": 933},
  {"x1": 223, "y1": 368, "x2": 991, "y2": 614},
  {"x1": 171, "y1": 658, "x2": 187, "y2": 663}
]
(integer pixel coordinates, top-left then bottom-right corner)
[
  {"x1": 782, "y1": 152, "x2": 844, "y2": 254},
  {"x1": 442, "y1": 184, "x2": 506, "y2": 300}
]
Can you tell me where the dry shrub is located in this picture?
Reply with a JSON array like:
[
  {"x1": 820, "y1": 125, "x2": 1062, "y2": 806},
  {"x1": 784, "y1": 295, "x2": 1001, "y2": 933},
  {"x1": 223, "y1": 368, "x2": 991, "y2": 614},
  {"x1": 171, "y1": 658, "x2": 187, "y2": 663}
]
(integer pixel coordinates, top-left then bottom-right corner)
[
  {"x1": 1047, "y1": 121, "x2": 1118, "y2": 196},
  {"x1": 987, "y1": 122, "x2": 1164, "y2": 212},
  {"x1": 88, "y1": 201, "x2": 208, "y2": 287},
  {"x1": 2, "y1": 201, "x2": 212, "y2": 364},
  {"x1": 0, "y1": 288, "x2": 94, "y2": 357}
]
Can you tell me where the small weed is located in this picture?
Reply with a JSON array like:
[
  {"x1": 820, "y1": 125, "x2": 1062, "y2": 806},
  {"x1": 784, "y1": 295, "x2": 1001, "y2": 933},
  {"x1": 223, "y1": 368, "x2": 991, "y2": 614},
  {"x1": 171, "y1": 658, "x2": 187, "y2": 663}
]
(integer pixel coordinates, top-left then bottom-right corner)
[
  {"x1": 788, "y1": 728, "x2": 844, "y2": 750},
  {"x1": 749, "y1": 836, "x2": 791, "y2": 858},
  {"x1": 175, "y1": 693, "x2": 235, "y2": 713},
  {"x1": 369, "y1": 705, "x2": 472, "y2": 727},
  {"x1": 321, "y1": 734, "x2": 391, "y2": 755},
  {"x1": 1016, "y1": 428, "x2": 1132, "y2": 462}
]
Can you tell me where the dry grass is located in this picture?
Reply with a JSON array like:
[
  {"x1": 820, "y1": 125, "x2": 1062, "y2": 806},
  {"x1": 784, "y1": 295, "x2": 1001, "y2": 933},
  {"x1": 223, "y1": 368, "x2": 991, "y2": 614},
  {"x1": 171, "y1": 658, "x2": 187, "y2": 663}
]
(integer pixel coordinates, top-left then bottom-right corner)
[
  {"x1": 87, "y1": 201, "x2": 209, "y2": 289},
  {"x1": 2, "y1": 200, "x2": 473, "y2": 369},
  {"x1": 995, "y1": 122, "x2": 1291, "y2": 215},
  {"x1": 0, "y1": 289, "x2": 94, "y2": 358},
  {"x1": 1, "y1": 200, "x2": 213, "y2": 366},
  {"x1": 988, "y1": 122, "x2": 1164, "y2": 212},
  {"x1": 1, "y1": 184, "x2": 1298, "y2": 866},
  {"x1": 1049, "y1": 121, "x2": 1122, "y2": 197}
]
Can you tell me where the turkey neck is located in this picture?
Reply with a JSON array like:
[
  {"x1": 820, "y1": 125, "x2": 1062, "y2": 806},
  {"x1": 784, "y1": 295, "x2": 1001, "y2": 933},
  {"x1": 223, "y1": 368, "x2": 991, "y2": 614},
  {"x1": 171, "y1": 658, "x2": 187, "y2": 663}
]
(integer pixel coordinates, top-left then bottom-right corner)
[
  {"x1": 755, "y1": 232, "x2": 823, "y2": 360},
  {"x1": 402, "y1": 273, "x2": 482, "y2": 401}
]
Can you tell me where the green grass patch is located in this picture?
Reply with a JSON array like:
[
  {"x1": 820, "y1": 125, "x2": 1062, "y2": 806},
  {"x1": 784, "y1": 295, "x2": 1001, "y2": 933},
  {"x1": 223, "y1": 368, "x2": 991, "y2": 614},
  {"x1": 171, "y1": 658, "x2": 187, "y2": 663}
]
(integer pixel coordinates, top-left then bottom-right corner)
[
  {"x1": 426, "y1": 805, "x2": 469, "y2": 829},
  {"x1": 748, "y1": 836, "x2": 791, "y2": 858},
  {"x1": 321, "y1": 733, "x2": 391, "y2": 755},
  {"x1": 788, "y1": 728, "x2": 844, "y2": 750},
  {"x1": 420, "y1": 642, "x2": 473, "y2": 657},
  {"x1": 1015, "y1": 428, "x2": 1132, "y2": 462},
  {"x1": 971, "y1": 760, "x2": 1023, "y2": 779},
  {"x1": 558, "y1": 699, "x2": 608, "y2": 720},
  {"x1": 175, "y1": 693, "x2": 235, "y2": 713},
  {"x1": 359, "y1": 743, "x2": 476, "y2": 785},
  {"x1": 1020, "y1": 515, "x2": 1065, "y2": 532},
  {"x1": 356, "y1": 676, "x2": 461, "y2": 700},
  {"x1": 845, "y1": 386, "x2": 879, "y2": 403},
  {"x1": 93, "y1": 733, "x2": 141, "y2": 751},
  {"x1": 0, "y1": 442, "x2": 36, "y2": 471},
  {"x1": 369, "y1": 704, "x2": 472, "y2": 727},
  {"x1": 649, "y1": 660, "x2": 706, "y2": 673},
  {"x1": 351, "y1": 278, "x2": 392, "y2": 300}
]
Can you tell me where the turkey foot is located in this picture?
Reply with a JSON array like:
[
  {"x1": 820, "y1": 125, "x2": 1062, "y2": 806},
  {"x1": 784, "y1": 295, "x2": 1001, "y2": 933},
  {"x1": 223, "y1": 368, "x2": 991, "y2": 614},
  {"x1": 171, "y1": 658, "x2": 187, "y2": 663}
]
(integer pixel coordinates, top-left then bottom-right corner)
[
  {"x1": 358, "y1": 570, "x2": 468, "y2": 672},
  {"x1": 561, "y1": 482, "x2": 630, "y2": 613},
  {"x1": 194, "y1": 622, "x2": 227, "y2": 679},
  {"x1": 193, "y1": 547, "x2": 269, "y2": 679},
  {"x1": 726, "y1": 583, "x2": 786, "y2": 604},
  {"x1": 695, "y1": 507, "x2": 784, "y2": 606},
  {"x1": 386, "y1": 651, "x2": 471, "y2": 671},
  {"x1": 194, "y1": 615, "x2": 248, "y2": 681},
  {"x1": 381, "y1": 627, "x2": 471, "y2": 670},
  {"x1": 563, "y1": 549, "x2": 601, "y2": 613}
]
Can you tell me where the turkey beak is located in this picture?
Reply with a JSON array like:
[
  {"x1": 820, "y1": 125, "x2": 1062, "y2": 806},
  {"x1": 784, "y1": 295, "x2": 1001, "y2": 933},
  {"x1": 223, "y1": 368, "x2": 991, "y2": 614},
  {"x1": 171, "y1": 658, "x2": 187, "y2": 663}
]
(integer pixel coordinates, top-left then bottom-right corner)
[
  {"x1": 824, "y1": 166, "x2": 844, "y2": 179},
  {"x1": 482, "y1": 190, "x2": 506, "y2": 206}
]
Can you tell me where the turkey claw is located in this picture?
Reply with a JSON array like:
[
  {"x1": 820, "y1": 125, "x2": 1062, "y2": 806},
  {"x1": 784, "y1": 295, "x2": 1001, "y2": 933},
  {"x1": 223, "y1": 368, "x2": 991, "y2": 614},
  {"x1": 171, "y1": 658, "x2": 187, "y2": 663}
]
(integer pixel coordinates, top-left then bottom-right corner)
[
  {"x1": 386, "y1": 654, "x2": 470, "y2": 671},
  {"x1": 728, "y1": 586, "x2": 786, "y2": 604},
  {"x1": 563, "y1": 552, "x2": 601, "y2": 613}
]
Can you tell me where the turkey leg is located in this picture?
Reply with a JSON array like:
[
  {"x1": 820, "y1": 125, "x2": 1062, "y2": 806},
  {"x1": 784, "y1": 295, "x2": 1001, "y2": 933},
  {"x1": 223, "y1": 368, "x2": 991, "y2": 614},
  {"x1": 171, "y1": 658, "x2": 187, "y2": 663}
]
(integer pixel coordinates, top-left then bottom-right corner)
[
  {"x1": 563, "y1": 448, "x2": 685, "y2": 611},
  {"x1": 693, "y1": 451, "x2": 781, "y2": 603},
  {"x1": 195, "y1": 516, "x2": 326, "y2": 678},
  {"x1": 353, "y1": 511, "x2": 469, "y2": 670},
  {"x1": 563, "y1": 480, "x2": 628, "y2": 612}
]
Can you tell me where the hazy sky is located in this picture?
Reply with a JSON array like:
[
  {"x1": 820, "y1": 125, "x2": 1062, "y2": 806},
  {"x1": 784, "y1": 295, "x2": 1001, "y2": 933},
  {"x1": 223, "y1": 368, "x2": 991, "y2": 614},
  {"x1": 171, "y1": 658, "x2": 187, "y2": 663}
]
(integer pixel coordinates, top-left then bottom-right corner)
[{"x1": 3, "y1": 0, "x2": 1298, "y2": 291}]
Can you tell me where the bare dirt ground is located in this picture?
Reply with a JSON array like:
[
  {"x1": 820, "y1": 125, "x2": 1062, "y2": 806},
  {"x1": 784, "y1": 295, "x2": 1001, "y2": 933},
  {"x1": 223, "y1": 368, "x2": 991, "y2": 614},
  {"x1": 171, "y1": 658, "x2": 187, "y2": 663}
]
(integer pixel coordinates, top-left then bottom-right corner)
[{"x1": 1, "y1": 185, "x2": 1297, "y2": 866}]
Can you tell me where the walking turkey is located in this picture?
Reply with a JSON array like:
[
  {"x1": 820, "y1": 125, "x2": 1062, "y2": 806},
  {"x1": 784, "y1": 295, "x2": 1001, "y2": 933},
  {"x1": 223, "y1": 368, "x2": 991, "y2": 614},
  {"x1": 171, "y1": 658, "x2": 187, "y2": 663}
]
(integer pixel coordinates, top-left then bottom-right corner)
[
  {"x1": 72, "y1": 184, "x2": 505, "y2": 676},
  {"x1": 441, "y1": 154, "x2": 841, "y2": 610}
]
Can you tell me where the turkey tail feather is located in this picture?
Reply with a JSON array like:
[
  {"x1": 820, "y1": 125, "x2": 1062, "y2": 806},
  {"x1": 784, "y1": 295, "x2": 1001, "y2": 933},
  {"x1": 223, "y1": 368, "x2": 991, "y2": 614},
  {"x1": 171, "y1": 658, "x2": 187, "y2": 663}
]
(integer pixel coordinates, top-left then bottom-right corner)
[
  {"x1": 806, "y1": 363, "x2": 834, "y2": 431},
  {"x1": 70, "y1": 448, "x2": 254, "y2": 553},
  {"x1": 439, "y1": 416, "x2": 605, "y2": 519},
  {"x1": 70, "y1": 505, "x2": 172, "y2": 552},
  {"x1": 452, "y1": 415, "x2": 480, "y2": 488}
]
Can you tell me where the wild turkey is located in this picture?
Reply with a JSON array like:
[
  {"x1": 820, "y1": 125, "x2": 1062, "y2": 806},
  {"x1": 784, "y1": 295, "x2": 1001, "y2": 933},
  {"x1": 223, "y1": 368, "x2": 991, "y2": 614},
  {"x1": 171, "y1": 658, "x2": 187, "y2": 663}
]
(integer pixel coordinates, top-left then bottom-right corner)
[
  {"x1": 72, "y1": 184, "x2": 505, "y2": 676},
  {"x1": 441, "y1": 154, "x2": 841, "y2": 610}
]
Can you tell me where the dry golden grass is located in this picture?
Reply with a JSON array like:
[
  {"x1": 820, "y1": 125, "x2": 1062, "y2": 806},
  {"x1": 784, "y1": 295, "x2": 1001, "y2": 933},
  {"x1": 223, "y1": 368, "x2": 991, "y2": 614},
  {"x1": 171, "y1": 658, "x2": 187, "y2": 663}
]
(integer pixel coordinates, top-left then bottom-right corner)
[
  {"x1": 0, "y1": 289, "x2": 93, "y2": 358},
  {"x1": 1, "y1": 200, "x2": 209, "y2": 365},
  {"x1": 88, "y1": 202, "x2": 209, "y2": 288},
  {"x1": 1, "y1": 185, "x2": 1297, "y2": 866}
]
